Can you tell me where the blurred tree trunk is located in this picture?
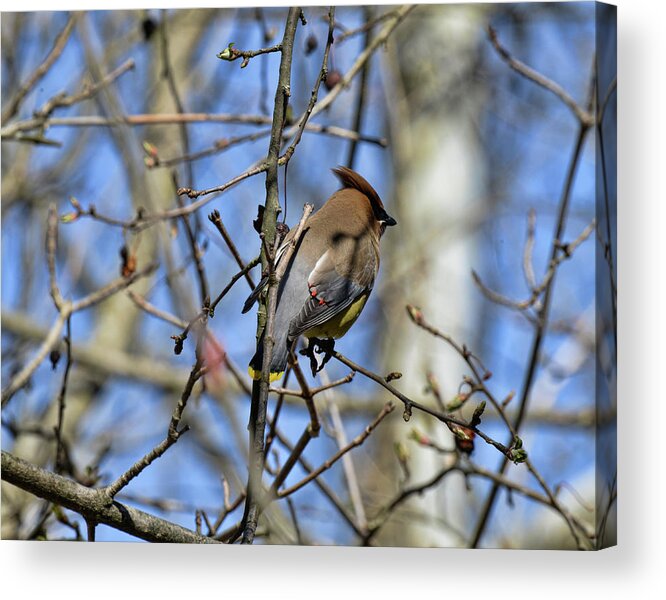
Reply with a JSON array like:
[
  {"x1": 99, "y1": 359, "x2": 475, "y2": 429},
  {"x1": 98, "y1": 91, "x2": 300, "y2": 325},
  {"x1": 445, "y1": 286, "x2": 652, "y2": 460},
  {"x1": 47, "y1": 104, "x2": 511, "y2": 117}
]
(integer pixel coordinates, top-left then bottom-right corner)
[{"x1": 372, "y1": 4, "x2": 490, "y2": 547}]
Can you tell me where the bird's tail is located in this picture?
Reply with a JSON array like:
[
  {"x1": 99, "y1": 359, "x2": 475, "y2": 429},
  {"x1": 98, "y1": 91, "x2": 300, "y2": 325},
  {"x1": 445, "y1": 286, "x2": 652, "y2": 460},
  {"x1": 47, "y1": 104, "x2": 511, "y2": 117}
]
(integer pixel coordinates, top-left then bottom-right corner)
[{"x1": 248, "y1": 330, "x2": 290, "y2": 382}]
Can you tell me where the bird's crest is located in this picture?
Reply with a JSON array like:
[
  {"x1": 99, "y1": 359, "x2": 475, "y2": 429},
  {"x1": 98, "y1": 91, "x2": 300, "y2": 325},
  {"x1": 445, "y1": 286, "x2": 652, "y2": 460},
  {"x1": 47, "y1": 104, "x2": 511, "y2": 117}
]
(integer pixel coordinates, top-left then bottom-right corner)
[{"x1": 332, "y1": 166, "x2": 385, "y2": 210}]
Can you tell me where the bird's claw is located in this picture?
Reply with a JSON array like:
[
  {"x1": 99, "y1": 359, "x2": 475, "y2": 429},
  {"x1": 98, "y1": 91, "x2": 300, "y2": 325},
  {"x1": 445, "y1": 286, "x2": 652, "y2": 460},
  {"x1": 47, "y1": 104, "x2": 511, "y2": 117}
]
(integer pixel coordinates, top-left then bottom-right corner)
[{"x1": 300, "y1": 338, "x2": 335, "y2": 377}]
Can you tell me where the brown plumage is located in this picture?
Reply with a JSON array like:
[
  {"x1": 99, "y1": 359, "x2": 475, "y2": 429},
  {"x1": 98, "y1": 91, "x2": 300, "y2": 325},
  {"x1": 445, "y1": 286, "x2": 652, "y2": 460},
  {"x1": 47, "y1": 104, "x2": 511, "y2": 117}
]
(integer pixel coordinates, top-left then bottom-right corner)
[{"x1": 245, "y1": 166, "x2": 397, "y2": 381}]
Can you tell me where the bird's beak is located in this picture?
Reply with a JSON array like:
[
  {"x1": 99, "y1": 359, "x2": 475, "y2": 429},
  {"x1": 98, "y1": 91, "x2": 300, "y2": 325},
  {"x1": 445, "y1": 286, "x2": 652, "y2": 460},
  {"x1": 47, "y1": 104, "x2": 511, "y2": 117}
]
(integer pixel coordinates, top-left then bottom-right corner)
[{"x1": 382, "y1": 214, "x2": 397, "y2": 227}]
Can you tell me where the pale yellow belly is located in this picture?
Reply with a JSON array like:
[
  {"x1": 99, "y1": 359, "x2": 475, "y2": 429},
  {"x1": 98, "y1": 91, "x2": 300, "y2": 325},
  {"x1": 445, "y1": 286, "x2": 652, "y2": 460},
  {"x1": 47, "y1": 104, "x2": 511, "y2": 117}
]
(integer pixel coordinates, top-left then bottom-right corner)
[{"x1": 303, "y1": 294, "x2": 369, "y2": 340}]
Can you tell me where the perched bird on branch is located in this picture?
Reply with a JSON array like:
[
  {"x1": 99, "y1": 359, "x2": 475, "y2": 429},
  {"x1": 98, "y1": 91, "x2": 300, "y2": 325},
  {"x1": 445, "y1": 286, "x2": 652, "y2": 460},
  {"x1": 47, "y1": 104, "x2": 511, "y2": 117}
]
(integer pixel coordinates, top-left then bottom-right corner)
[{"x1": 243, "y1": 166, "x2": 397, "y2": 381}]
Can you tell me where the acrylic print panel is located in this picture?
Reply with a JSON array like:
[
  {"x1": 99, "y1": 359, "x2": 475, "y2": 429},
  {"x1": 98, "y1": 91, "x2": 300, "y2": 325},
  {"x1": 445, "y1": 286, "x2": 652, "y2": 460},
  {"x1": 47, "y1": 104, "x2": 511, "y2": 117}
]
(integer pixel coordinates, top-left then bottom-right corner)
[{"x1": 1, "y1": 2, "x2": 616, "y2": 549}]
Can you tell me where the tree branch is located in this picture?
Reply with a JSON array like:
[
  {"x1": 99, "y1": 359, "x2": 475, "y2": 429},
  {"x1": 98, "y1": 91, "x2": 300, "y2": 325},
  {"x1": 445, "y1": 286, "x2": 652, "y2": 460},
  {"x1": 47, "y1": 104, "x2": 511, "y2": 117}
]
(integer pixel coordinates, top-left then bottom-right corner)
[
  {"x1": 1, "y1": 14, "x2": 77, "y2": 123},
  {"x1": 242, "y1": 7, "x2": 302, "y2": 545},
  {"x1": 1, "y1": 451, "x2": 219, "y2": 543}
]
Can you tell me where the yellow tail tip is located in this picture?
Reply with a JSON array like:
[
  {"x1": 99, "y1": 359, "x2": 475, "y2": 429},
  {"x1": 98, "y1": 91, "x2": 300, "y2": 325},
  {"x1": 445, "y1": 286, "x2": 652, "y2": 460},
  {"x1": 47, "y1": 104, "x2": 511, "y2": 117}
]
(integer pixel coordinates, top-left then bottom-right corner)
[{"x1": 248, "y1": 366, "x2": 284, "y2": 383}]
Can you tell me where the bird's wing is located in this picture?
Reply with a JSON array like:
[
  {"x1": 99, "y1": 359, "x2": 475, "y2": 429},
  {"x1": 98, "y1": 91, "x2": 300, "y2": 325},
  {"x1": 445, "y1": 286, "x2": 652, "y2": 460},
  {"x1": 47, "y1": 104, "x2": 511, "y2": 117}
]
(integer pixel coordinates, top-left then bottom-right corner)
[
  {"x1": 241, "y1": 228, "x2": 300, "y2": 314},
  {"x1": 288, "y1": 243, "x2": 376, "y2": 338},
  {"x1": 241, "y1": 275, "x2": 267, "y2": 314}
]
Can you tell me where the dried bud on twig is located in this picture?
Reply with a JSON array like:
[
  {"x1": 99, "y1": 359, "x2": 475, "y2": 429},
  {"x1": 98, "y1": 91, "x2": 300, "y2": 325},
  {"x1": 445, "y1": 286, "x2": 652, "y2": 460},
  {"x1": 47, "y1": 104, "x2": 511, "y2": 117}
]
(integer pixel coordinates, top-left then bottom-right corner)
[
  {"x1": 324, "y1": 69, "x2": 342, "y2": 90},
  {"x1": 446, "y1": 421, "x2": 476, "y2": 455},
  {"x1": 305, "y1": 33, "x2": 318, "y2": 55},
  {"x1": 171, "y1": 334, "x2": 185, "y2": 356},
  {"x1": 470, "y1": 401, "x2": 486, "y2": 427},
  {"x1": 49, "y1": 349, "x2": 61, "y2": 370},
  {"x1": 141, "y1": 17, "x2": 157, "y2": 41},
  {"x1": 253, "y1": 205, "x2": 265, "y2": 234},
  {"x1": 119, "y1": 245, "x2": 137, "y2": 278}
]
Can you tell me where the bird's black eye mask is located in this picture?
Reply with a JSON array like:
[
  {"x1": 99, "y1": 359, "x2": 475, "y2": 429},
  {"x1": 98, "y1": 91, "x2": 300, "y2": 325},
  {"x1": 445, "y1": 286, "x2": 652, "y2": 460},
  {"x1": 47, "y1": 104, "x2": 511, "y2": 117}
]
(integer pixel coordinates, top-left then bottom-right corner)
[{"x1": 374, "y1": 206, "x2": 397, "y2": 228}]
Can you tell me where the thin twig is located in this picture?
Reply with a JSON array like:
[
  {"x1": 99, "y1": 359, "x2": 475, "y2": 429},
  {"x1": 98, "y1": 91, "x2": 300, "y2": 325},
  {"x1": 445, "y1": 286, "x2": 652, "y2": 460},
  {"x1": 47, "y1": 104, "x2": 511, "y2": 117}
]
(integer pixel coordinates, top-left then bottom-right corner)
[
  {"x1": 472, "y1": 218, "x2": 596, "y2": 312},
  {"x1": 345, "y1": 5, "x2": 373, "y2": 170},
  {"x1": 280, "y1": 6, "x2": 336, "y2": 166},
  {"x1": 2, "y1": 113, "x2": 272, "y2": 138},
  {"x1": 2, "y1": 114, "x2": 388, "y2": 148},
  {"x1": 150, "y1": 128, "x2": 271, "y2": 169},
  {"x1": 326, "y1": 385, "x2": 368, "y2": 529},
  {"x1": 270, "y1": 424, "x2": 368, "y2": 539},
  {"x1": 208, "y1": 210, "x2": 256, "y2": 289},
  {"x1": 127, "y1": 290, "x2": 187, "y2": 329},
  {"x1": 210, "y1": 487, "x2": 246, "y2": 536},
  {"x1": 522, "y1": 208, "x2": 537, "y2": 289},
  {"x1": 46, "y1": 205, "x2": 65, "y2": 313},
  {"x1": 285, "y1": 496, "x2": 303, "y2": 544},
  {"x1": 71, "y1": 262, "x2": 158, "y2": 313},
  {"x1": 104, "y1": 358, "x2": 204, "y2": 498},
  {"x1": 171, "y1": 256, "x2": 260, "y2": 353},
  {"x1": 1, "y1": 14, "x2": 77, "y2": 122},
  {"x1": 270, "y1": 371, "x2": 355, "y2": 397},
  {"x1": 288, "y1": 5, "x2": 415, "y2": 127},
  {"x1": 469, "y1": 65, "x2": 597, "y2": 548},
  {"x1": 159, "y1": 14, "x2": 193, "y2": 188},
  {"x1": 34, "y1": 59, "x2": 136, "y2": 120},
  {"x1": 487, "y1": 25, "x2": 593, "y2": 126},
  {"x1": 278, "y1": 402, "x2": 395, "y2": 498},
  {"x1": 268, "y1": 426, "x2": 314, "y2": 498},
  {"x1": 264, "y1": 368, "x2": 292, "y2": 460},
  {"x1": 217, "y1": 42, "x2": 283, "y2": 68},
  {"x1": 54, "y1": 316, "x2": 73, "y2": 474},
  {"x1": 290, "y1": 357, "x2": 321, "y2": 435},
  {"x1": 332, "y1": 349, "x2": 518, "y2": 460},
  {"x1": 1, "y1": 261, "x2": 158, "y2": 406},
  {"x1": 172, "y1": 173, "x2": 209, "y2": 304},
  {"x1": 334, "y1": 7, "x2": 402, "y2": 44}
]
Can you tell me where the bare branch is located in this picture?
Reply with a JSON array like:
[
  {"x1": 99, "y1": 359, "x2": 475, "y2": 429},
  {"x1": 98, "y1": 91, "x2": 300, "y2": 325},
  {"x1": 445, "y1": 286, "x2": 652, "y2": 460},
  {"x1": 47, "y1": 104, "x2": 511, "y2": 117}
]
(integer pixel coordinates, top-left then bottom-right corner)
[
  {"x1": 105, "y1": 359, "x2": 205, "y2": 498},
  {"x1": 36, "y1": 59, "x2": 136, "y2": 120},
  {"x1": 292, "y1": 4, "x2": 415, "y2": 123},
  {"x1": 1, "y1": 14, "x2": 77, "y2": 122},
  {"x1": 278, "y1": 402, "x2": 395, "y2": 498},
  {"x1": 1, "y1": 451, "x2": 219, "y2": 543},
  {"x1": 472, "y1": 218, "x2": 596, "y2": 312},
  {"x1": 470, "y1": 64, "x2": 597, "y2": 547},
  {"x1": 217, "y1": 42, "x2": 283, "y2": 68},
  {"x1": 522, "y1": 208, "x2": 537, "y2": 289},
  {"x1": 280, "y1": 6, "x2": 336, "y2": 166},
  {"x1": 2, "y1": 261, "x2": 158, "y2": 406},
  {"x1": 208, "y1": 210, "x2": 256, "y2": 289},
  {"x1": 242, "y1": 7, "x2": 302, "y2": 545},
  {"x1": 487, "y1": 25, "x2": 593, "y2": 126}
]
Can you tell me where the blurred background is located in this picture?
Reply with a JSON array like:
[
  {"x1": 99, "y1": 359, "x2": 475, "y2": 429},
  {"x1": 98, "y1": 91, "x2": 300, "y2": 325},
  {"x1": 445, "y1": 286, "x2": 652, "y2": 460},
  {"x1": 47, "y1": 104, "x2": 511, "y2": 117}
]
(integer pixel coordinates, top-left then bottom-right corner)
[{"x1": 1, "y1": 2, "x2": 616, "y2": 548}]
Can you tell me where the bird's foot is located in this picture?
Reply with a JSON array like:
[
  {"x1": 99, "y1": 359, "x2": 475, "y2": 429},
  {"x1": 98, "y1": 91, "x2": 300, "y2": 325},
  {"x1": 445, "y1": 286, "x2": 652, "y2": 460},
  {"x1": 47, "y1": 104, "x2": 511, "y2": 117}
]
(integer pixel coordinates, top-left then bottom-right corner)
[{"x1": 299, "y1": 338, "x2": 336, "y2": 377}]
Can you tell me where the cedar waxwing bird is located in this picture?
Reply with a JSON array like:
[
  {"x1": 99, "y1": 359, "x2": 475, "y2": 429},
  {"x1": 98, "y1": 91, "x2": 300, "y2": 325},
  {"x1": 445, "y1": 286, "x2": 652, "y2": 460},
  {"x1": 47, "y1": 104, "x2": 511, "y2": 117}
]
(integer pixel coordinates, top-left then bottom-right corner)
[{"x1": 243, "y1": 166, "x2": 397, "y2": 382}]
